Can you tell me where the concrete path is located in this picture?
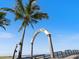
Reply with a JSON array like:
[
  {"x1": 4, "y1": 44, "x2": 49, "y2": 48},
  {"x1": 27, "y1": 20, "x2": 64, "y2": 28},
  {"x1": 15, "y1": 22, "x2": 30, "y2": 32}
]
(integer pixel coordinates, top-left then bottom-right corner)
[
  {"x1": 52, "y1": 55, "x2": 79, "y2": 59},
  {"x1": 63, "y1": 55, "x2": 79, "y2": 59}
]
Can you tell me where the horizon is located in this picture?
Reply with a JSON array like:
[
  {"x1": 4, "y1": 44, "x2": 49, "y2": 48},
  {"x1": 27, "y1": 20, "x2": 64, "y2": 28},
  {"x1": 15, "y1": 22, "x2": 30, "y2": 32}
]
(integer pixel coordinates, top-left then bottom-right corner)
[{"x1": 0, "y1": 0, "x2": 79, "y2": 56}]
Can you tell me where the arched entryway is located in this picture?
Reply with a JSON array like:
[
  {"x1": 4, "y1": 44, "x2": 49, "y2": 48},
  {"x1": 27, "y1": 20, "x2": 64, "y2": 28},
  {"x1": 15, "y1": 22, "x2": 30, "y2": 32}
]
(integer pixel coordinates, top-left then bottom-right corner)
[{"x1": 31, "y1": 28, "x2": 55, "y2": 59}]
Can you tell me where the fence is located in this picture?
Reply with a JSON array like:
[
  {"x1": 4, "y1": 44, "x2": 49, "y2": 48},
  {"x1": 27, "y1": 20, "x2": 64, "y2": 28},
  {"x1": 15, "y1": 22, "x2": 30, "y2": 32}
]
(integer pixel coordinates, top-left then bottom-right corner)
[
  {"x1": 22, "y1": 50, "x2": 79, "y2": 59},
  {"x1": 54, "y1": 50, "x2": 79, "y2": 58}
]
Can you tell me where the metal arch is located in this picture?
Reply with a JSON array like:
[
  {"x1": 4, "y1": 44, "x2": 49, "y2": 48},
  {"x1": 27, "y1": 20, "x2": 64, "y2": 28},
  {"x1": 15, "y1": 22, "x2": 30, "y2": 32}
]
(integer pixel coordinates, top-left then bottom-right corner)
[
  {"x1": 31, "y1": 28, "x2": 54, "y2": 59},
  {"x1": 31, "y1": 28, "x2": 50, "y2": 44}
]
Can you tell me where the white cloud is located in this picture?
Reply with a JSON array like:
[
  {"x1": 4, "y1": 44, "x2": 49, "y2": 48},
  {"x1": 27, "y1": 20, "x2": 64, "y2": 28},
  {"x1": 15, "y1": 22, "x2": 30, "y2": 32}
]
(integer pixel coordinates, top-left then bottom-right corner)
[{"x1": 0, "y1": 32, "x2": 14, "y2": 39}]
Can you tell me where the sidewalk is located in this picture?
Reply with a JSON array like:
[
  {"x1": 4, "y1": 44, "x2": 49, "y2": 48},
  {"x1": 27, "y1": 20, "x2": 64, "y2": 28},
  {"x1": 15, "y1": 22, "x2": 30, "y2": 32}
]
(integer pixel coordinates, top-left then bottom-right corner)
[{"x1": 63, "y1": 55, "x2": 79, "y2": 59}]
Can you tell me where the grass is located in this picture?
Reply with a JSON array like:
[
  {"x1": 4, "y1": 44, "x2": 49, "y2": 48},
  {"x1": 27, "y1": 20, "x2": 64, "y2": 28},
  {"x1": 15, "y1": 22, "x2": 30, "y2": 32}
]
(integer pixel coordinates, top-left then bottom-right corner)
[{"x1": 0, "y1": 56, "x2": 12, "y2": 59}]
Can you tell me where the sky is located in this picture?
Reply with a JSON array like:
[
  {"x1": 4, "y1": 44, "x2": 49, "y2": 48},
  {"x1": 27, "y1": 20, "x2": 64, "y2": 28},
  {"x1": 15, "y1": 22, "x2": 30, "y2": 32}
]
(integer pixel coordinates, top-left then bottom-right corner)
[{"x1": 0, "y1": 0, "x2": 79, "y2": 56}]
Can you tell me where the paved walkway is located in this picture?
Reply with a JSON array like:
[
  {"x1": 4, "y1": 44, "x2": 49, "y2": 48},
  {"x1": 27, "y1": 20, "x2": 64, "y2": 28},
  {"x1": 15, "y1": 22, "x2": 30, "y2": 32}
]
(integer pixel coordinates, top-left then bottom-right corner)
[
  {"x1": 63, "y1": 55, "x2": 79, "y2": 59},
  {"x1": 52, "y1": 55, "x2": 79, "y2": 59}
]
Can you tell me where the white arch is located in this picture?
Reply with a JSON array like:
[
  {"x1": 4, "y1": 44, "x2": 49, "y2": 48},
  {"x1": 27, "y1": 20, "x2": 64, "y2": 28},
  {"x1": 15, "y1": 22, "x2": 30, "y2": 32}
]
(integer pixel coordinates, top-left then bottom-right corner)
[{"x1": 31, "y1": 28, "x2": 54, "y2": 59}]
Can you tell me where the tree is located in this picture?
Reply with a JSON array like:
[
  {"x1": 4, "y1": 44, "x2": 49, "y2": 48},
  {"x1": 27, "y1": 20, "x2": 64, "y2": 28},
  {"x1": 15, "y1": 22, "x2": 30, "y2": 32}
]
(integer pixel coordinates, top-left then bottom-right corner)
[
  {"x1": 12, "y1": 44, "x2": 18, "y2": 59},
  {"x1": 0, "y1": 12, "x2": 9, "y2": 30},
  {"x1": 0, "y1": 0, "x2": 48, "y2": 58}
]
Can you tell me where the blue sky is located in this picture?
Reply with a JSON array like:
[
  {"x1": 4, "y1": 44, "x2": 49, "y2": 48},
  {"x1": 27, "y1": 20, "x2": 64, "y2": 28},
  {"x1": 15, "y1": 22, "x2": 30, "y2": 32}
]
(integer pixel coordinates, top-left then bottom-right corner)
[{"x1": 0, "y1": 0, "x2": 79, "y2": 56}]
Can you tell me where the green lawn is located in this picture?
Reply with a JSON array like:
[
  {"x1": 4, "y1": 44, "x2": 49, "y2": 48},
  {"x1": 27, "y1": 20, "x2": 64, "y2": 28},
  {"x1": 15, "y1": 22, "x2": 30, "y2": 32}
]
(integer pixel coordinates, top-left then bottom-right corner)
[{"x1": 0, "y1": 56, "x2": 12, "y2": 59}]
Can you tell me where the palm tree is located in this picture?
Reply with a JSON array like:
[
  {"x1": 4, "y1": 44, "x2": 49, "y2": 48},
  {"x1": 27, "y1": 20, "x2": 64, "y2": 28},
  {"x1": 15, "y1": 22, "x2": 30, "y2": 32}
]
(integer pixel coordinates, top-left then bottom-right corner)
[
  {"x1": 12, "y1": 44, "x2": 18, "y2": 59},
  {"x1": 0, "y1": 12, "x2": 9, "y2": 30},
  {"x1": 0, "y1": 0, "x2": 48, "y2": 58}
]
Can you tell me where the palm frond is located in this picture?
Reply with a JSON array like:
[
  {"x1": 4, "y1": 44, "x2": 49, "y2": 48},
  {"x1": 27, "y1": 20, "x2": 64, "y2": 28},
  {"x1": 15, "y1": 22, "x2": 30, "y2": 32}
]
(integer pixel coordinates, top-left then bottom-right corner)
[
  {"x1": 0, "y1": 12, "x2": 10, "y2": 30},
  {"x1": 28, "y1": 0, "x2": 36, "y2": 13},
  {"x1": 31, "y1": 19, "x2": 38, "y2": 24},
  {"x1": 0, "y1": 19, "x2": 10, "y2": 26},
  {"x1": 0, "y1": 12, "x2": 10, "y2": 26},
  {"x1": 29, "y1": 21, "x2": 34, "y2": 29},
  {"x1": 0, "y1": 8, "x2": 15, "y2": 13},
  {"x1": 0, "y1": 25, "x2": 6, "y2": 30},
  {"x1": 3, "y1": 19, "x2": 10, "y2": 25},
  {"x1": 0, "y1": 12, "x2": 6, "y2": 18},
  {"x1": 29, "y1": 19, "x2": 39, "y2": 29},
  {"x1": 15, "y1": 12, "x2": 23, "y2": 21},
  {"x1": 31, "y1": 12, "x2": 48, "y2": 20},
  {"x1": 31, "y1": 5, "x2": 40, "y2": 14},
  {"x1": 18, "y1": 21, "x2": 28, "y2": 32},
  {"x1": 29, "y1": 0, "x2": 36, "y2": 5},
  {"x1": 31, "y1": 5, "x2": 40, "y2": 11},
  {"x1": 25, "y1": 4, "x2": 30, "y2": 15},
  {"x1": 16, "y1": 0, "x2": 25, "y2": 13},
  {"x1": 0, "y1": 8, "x2": 24, "y2": 21}
]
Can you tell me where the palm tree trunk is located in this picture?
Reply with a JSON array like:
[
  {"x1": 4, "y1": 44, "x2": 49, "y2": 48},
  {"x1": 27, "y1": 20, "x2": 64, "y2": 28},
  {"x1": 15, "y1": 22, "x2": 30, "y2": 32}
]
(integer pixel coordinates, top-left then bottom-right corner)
[
  {"x1": 17, "y1": 27, "x2": 26, "y2": 59},
  {"x1": 12, "y1": 44, "x2": 18, "y2": 59}
]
